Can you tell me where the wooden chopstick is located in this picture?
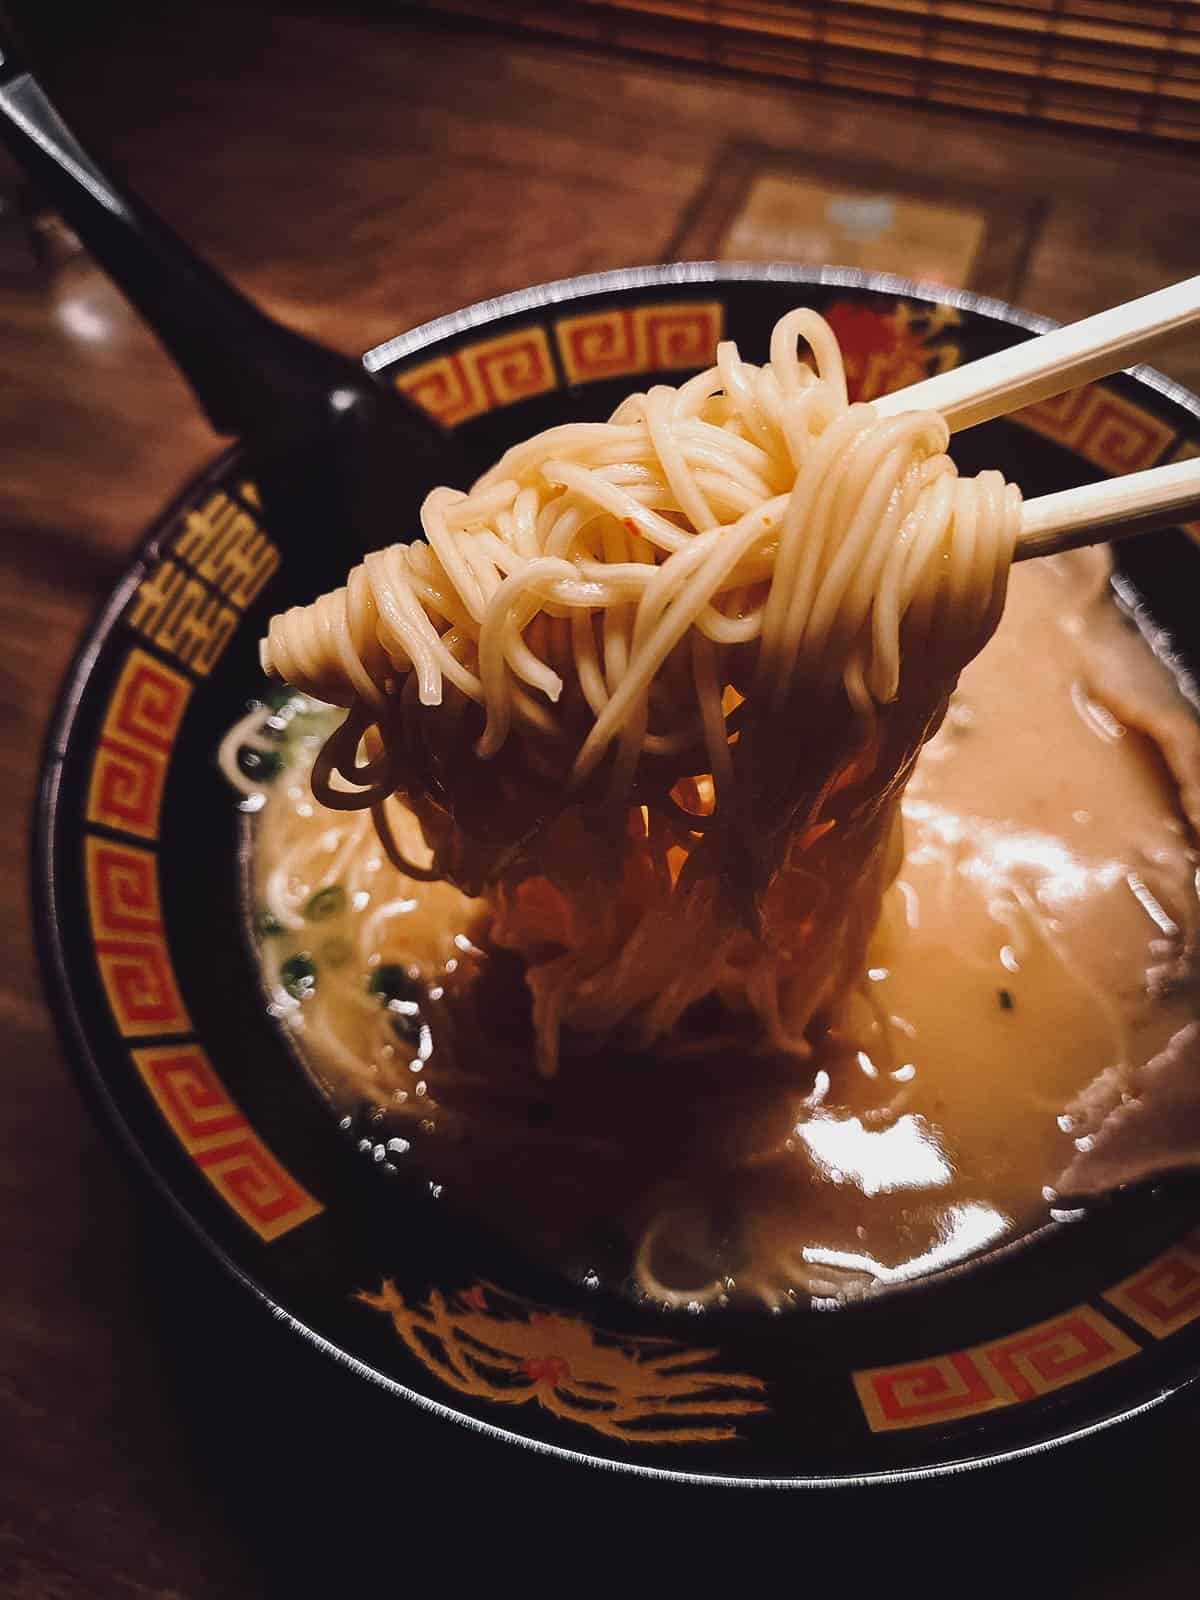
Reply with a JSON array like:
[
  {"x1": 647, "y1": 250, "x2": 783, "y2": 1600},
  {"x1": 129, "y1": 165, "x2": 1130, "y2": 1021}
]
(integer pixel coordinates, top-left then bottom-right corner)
[
  {"x1": 1015, "y1": 456, "x2": 1200, "y2": 563},
  {"x1": 874, "y1": 275, "x2": 1200, "y2": 434}
]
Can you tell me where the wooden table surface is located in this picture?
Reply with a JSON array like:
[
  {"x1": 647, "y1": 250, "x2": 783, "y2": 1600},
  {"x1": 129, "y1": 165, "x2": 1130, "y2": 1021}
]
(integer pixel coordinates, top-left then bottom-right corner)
[{"x1": 5, "y1": 7, "x2": 1200, "y2": 1594}]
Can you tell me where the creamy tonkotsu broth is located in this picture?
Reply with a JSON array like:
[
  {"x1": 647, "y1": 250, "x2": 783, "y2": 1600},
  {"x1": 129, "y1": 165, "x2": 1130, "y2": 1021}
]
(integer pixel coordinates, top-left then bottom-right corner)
[{"x1": 247, "y1": 549, "x2": 1200, "y2": 1308}]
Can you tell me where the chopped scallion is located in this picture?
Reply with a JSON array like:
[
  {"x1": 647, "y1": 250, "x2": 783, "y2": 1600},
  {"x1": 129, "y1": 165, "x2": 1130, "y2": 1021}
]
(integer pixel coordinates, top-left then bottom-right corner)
[
  {"x1": 281, "y1": 952, "x2": 317, "y2": 999},
  {"x1": 304, "y1": 885, "x2": 346, "y2": 922}
]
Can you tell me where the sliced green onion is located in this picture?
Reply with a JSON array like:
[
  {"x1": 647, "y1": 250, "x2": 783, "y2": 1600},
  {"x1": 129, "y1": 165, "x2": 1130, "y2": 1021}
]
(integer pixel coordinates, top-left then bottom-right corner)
[
  {"x1": 238, "y1": 745, "x2": 283, "y2": 782},
  {"x1": 367, "y1": 964, "x2": 422, "y2": 1004},
  {"x1": 368, "y1": 964, "x2": 425, "y2": 1048},
  {"x1": 281, "y1": 952, "x2": 317, "y2": 999},
  {"x1": 304, "y1": 885, "x2": 347, "y2": 922}
]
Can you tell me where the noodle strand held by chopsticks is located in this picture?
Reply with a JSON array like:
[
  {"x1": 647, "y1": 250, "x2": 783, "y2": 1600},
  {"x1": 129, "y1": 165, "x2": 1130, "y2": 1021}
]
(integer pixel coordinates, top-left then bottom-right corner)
[{"x1": 262, "y1": 308, "x2": 1021, "y2": 1073}]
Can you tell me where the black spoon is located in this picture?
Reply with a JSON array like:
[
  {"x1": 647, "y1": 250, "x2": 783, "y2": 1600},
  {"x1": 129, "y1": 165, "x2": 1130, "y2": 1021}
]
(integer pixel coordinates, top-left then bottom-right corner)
[{"x1": 0, "y1": 26, "x2": 475, "y2": 553}]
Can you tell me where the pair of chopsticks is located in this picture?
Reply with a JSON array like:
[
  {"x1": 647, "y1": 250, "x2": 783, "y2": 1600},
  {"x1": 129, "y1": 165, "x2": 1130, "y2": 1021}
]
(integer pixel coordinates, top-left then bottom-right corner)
[{"x1": 873, "y1": 275, "x2": 1200, "y2": 562}]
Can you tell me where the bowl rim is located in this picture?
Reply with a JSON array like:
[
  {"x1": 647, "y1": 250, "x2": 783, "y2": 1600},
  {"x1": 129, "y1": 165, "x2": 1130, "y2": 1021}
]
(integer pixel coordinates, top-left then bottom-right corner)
[{"x1": 32, "y1": 261, "x2": 1200, "y2": 1490}]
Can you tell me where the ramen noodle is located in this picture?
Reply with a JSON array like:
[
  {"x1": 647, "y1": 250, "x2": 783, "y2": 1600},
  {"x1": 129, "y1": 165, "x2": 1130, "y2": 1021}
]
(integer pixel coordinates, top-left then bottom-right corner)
[
  {"x1": 233, "y1": 309, "x2": 1200, "y2": 1307},
  {"x1": 260, "y1": 310, "x2": 1019, "y2": 1075}
]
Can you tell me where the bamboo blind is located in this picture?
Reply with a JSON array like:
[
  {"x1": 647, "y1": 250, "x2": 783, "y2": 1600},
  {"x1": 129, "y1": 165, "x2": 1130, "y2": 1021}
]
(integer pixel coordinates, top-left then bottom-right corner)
[{"x1": 415, "y1": 1, "x2": 1200, "y2": 144}]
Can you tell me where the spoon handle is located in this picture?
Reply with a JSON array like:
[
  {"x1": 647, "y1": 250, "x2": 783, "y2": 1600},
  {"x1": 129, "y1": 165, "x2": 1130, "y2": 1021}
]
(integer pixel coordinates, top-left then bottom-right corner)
[{"x1": 1, "y1": 58, "x2": 324, "y2": 433}]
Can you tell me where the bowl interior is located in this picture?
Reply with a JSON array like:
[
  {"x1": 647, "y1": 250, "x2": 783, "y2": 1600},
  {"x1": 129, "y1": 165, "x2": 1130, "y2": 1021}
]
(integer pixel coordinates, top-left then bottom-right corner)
[{"x1": 37, "y1": 266, "x2": 1200, "y2": 1485}]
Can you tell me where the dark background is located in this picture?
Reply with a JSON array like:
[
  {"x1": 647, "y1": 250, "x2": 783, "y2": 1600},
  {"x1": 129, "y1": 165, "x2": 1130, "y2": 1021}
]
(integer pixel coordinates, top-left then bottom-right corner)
[{"x1": 4, "y1": 4, "x2": 1200, "y2": 1594}]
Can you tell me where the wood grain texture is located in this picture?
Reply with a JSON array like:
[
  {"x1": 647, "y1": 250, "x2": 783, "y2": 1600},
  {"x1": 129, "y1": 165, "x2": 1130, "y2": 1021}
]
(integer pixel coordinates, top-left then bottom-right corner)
[{"x1": 4, "y1": 5, "x2": 1200, "y2": 1594}]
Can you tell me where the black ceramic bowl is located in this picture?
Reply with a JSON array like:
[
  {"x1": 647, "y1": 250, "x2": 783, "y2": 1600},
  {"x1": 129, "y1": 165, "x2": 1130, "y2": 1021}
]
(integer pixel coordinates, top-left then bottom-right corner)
[{"x1": 34, "y1": 264, "x2": 1200, "y2": 1487}]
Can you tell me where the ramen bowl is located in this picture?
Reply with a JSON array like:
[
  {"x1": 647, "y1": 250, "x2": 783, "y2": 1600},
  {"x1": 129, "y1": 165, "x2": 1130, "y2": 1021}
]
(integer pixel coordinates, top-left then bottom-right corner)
[{"x1": 34, "y1": 264, "x2": 1200, "y2": 1487}]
